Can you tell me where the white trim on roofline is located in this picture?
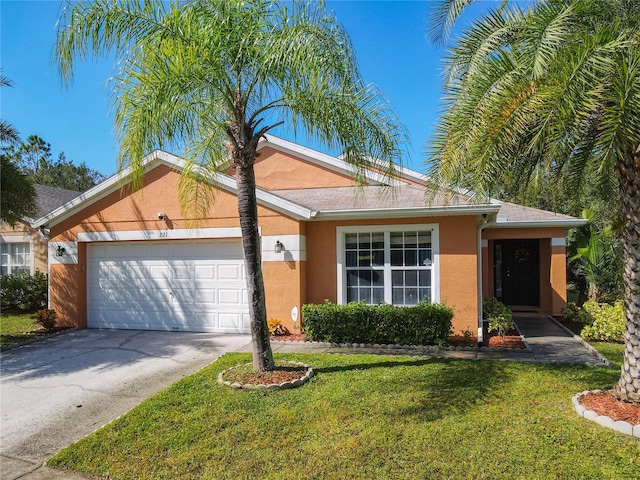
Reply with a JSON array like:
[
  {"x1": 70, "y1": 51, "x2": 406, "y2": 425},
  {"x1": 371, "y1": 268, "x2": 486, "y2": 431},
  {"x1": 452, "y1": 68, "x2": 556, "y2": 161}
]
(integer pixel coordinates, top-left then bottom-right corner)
[
  {"x1": 32, "y1": 150, "x2": 315, "y2": 228},
  {"x1": 490, "y1": 219, "x2": 587, "y2": 229},
  {"x1": 315, "y1": 204, "x2": 501, "y2": 220}
]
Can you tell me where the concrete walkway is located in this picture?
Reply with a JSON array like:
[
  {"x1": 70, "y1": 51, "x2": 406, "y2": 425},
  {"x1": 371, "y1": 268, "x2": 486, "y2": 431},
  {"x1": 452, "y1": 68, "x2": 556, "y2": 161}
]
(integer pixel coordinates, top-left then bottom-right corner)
[{"x1": 2, "y1": 316, "x2": 609, "y2": 479}]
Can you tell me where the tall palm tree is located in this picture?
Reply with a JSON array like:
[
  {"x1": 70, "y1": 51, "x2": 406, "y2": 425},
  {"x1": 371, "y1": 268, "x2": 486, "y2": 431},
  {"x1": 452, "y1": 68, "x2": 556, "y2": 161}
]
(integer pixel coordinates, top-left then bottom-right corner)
[
  {"x1": 55, "y1": 0, "x2": 405, "y2": 372},
  {"x1": 427, "y1": 0, "x2": 640, "y2": 403},
  {"x1": 0, "y1": 73, "x2": 21, "y2": 146}
]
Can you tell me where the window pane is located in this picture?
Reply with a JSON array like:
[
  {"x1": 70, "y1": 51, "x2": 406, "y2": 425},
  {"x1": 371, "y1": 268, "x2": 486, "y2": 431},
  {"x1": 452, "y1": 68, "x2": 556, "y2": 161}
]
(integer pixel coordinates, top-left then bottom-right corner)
[
  {"x1": 358, "y1": 252, "x2": 371, "y2": 267},
  {"x1": 371, "y1": 233, "x2": 384, "y2": 249},
  {"x1": 392, "y1": 288, "x2": 404, "y2": 304},
  {"x1": 405, "y1": 288, "x2": 418, "y2": 305},
  {"x1": 347, "y1": 271, "x2": 359, "y2": 287},
  {"x1": 359, "y1": 270, "x2": 372, "y2": 286},
  {"x1": 372, "y1": 288, "x2": 384, "y2": 304},
  {"x1": 372, "y1": 270, "x2": 384, "y2": 286},
  {"x1": 405, "y1": 270, "x2": 417, "y2": 286},
  {"x1": 418, "y1": 232, "x2": 431, "y2": 248},
  {"x1": 1, "y1": 244, "x2": 8, "y2": 254},
  {"x1": 372, "y1": 250, "x2": 384, "y2": 266},
  {"x1": 358, "y1": 233, "x2": 371, "y2": 249},
  {"x1": 359, "y1": 288, "x2": 372, "y2": 304},
  {"x1": 404, "y1": 250, "x2": 417, "y2": 266},
  {"x1": 405, "y1": 232, "x2": 417, "y2": 249},
  {"x1": 346, "y1": 251, "x2": 357, "y2": 267},
  {"x1": 390, "y1": 250, "x2": 403, "y2": 266},
  {"x1": 391, "y1": 270, "x2": 403, "y2": 286},
  {"x1": 419, "y1": 288, "x2": 431, "y2": 302},
  {"x1": 419, "y1": 270, "x2": 431, "y2": 287},
  {"x1": 345, "y1": 233, "x2": 358, "y2": 249},
  {"x1": 419, "y1": 249, "x2": 432, "y2": 266},
  {"x1": 390, "y1": 232, "x2": 403, "y2": 248},
  {"x1": 347, "y1": 287, "x2": 358, "y2": 303}
]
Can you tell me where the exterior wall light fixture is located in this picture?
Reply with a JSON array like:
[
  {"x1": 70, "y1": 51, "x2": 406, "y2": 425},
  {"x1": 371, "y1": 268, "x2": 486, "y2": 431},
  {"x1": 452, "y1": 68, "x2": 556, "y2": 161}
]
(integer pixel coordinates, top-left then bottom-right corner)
[
  {"x1": 275, "y1": 240, "x2": 284, "y2": 253},
  {"x1": 56, "y1": 245, "x2": 66, "y2": 257}
]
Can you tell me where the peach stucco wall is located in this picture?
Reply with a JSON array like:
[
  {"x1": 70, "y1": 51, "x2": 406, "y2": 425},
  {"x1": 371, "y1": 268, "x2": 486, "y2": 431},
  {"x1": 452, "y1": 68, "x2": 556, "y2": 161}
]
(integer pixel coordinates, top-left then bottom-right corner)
[
  {"x1": 305, "y1": 215, "x2": 481, "y2": 335},
  {"x1": 49, "y1": 164, "x2": 305, "y2": 329},
  {"x1": 251, "y1": 146, "x2": 355, "y2": 190}
]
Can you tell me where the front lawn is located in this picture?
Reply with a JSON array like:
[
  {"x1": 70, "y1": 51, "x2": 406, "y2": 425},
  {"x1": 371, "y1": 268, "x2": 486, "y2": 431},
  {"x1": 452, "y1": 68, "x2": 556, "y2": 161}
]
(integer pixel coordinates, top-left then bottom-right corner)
[
  {"x1": 0, "y1": 313, "x2": 37, "y2": 348},
  {"x1": 49, "y1": 349, "x2": 639, "y2": 479}
]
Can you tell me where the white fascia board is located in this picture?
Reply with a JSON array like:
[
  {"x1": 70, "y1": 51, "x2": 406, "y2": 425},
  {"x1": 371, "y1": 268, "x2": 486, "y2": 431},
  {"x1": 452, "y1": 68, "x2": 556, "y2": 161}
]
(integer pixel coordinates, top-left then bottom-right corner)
[
  {"x1": 314, "y1": 204, "x2": 501, "y2": 221},
  {"x1": 33, "y1": 149, "x2": 313, "y2": 228},
  {"x1": 490, "y1": 219, "x2": 587, "y2": 229}
]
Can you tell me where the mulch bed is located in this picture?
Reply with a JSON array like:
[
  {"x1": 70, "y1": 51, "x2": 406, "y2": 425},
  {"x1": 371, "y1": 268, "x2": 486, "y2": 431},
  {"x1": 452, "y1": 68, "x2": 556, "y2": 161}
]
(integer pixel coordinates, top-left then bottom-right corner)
[
  {"x1": 579, "y1": 390, "x2": 640, "y2": 425},
  {"x1": 221, "y1": 362, "x2": 309, "y2": 385}
]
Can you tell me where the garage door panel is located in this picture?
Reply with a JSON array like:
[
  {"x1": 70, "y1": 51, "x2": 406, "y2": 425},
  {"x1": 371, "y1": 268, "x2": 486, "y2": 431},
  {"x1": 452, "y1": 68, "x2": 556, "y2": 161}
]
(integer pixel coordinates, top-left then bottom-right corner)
[{"x1": 87, "y1": 240, "x2": 249, "y2": 333}]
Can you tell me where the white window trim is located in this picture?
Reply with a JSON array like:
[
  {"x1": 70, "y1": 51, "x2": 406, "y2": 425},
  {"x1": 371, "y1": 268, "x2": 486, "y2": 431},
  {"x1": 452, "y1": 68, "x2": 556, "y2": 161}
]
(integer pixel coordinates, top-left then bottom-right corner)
[
  {"x1": 336, "y1": 224, "x2": 440, "y2": 305},
  {"x1": 0, "y1": 235, "x2": 35, "y2": 275}
]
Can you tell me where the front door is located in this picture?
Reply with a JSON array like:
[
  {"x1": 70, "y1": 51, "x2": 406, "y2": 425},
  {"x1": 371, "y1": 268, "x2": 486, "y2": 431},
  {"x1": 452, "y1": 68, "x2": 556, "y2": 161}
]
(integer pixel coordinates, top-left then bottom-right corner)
[{"x1": 494, "y1": 239, "x2": 540, "y2": 307}]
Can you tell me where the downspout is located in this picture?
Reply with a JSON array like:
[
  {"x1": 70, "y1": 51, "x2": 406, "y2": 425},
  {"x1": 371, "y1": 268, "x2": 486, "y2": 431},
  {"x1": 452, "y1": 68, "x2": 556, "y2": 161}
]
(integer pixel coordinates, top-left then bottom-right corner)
[{"x1": 477, "y1": 216, "x2": 496, "y2": 346}]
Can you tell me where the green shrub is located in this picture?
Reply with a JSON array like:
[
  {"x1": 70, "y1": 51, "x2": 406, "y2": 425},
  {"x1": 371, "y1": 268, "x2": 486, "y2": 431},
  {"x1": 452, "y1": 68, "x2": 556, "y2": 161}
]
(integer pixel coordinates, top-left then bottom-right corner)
[
  {"x1": 580, "y1": 300, "x2": 625, "y2": 341},
  {"x1": 482, "y1": 297, "x2": 514, "y2": 338},
  {"x1": 561, "y1": 301, "x2": 593, "y2": 326},
  {"x1": 0, "y1": 271, "x2": 48, "y2": 312},
  {"x1": 32, "y1": 309, "x2": 57, "y2": 332},
  {"x1": 302, "y1": 301, "x2": 453, "y2": 345}
]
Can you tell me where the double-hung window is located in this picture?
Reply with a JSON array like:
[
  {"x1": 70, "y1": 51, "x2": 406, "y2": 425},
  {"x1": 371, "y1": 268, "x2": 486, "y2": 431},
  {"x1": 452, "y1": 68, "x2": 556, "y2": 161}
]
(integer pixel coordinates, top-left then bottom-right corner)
[
  {"x1": 1, "y1": 242, "x2": 32, "y2": 275},
  {"x1": 339, "y1": 225, "x2": 438, "y2": 306}
]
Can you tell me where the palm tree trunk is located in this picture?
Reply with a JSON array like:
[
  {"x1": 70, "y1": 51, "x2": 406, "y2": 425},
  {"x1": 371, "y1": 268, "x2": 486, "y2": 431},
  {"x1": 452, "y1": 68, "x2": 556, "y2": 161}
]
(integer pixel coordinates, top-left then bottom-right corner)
[
  {"x1": 614, "y1": 149, "x2": 640, "y2": 403},
  {"x1": 235, "y1": 155, "x2": 275, "y2": 372}
]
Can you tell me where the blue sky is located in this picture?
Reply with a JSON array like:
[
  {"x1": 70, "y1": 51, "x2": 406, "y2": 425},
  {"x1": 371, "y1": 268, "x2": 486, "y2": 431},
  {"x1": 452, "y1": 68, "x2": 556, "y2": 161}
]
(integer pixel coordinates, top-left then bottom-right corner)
[{"x1": 1, "y1": 0, "x2": 494, "y2": 176}]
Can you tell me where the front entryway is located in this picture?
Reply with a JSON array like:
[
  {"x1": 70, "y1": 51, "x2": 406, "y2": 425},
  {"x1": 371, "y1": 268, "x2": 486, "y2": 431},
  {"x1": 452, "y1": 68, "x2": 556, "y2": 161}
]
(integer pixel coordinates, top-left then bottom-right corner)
[
  {"x1": 494, "y1": 239, "x2": 540, "y2": 307},
  {"x1": 87, "y1": 240, "x2": 250, "y2": 332}
]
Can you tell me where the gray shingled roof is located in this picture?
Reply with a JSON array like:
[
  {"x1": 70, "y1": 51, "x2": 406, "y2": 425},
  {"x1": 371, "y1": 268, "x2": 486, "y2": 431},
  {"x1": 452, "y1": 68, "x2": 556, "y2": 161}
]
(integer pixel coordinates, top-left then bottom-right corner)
[
  {"x1": 495, "y1": 201, "x2": 578, "y2": 223},
  {"x1": 272, "y1": 184, "x2": 477, "y2": 211},
  {"x1": 33, "y1": 184, "x2": 81, "y2": 218}
]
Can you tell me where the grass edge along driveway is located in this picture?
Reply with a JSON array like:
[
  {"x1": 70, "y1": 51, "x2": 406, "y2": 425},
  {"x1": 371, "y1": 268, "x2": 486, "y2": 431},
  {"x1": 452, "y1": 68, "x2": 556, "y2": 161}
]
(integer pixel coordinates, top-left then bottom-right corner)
[{"x1": 49, "y1": 348, "x2": 638, "y2": 480}]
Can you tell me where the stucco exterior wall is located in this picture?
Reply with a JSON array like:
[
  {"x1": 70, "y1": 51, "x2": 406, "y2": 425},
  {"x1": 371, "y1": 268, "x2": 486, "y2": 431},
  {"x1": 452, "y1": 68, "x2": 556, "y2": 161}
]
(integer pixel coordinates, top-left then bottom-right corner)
[
  {"x1": 305, "y1": 215, "x2": 480, "y2": 335},
  {"x1": 0, "y1": 221, "x2": 48, "y2": 273},
  {"x1": 48, "y1": 164, "x2": 305, "y2": 329}
]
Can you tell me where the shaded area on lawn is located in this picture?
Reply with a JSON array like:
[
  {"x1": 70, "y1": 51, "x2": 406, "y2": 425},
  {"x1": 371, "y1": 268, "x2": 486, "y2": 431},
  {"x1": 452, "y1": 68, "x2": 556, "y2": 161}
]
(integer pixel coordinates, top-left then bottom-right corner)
[{"x1": 48, "y1": 350, "x2": 639, "y2": 480}]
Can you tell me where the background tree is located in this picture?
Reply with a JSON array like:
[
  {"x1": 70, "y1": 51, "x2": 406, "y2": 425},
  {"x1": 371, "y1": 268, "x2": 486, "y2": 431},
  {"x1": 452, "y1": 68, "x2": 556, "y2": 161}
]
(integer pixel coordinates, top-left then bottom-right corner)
[
  {"x1": 3, "y1": 135, "x2": 106, "y2": 191},
  {"x1": 428, "y1": 0, "x2": 640, "y2": 403},
  {"x1": 0, "y1": 74, "x2": 36, "y2": 224},
  {"x1": 56, "y1": 0, "x2": 406, "y2": 372}
]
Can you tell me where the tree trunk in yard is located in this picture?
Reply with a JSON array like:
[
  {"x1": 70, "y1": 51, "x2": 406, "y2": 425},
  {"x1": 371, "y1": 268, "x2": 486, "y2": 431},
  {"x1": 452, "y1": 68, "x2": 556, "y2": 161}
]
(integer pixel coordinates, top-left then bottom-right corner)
[
  {"x1": 614, "y1": 148, "x2": 640, "y2": 403},
  {"x1": 235, "y1": 153, "x2": 275, "y2": 372}
]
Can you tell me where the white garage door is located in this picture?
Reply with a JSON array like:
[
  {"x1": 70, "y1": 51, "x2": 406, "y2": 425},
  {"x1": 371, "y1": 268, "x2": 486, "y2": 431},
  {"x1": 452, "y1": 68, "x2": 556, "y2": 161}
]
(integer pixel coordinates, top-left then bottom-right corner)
[{"x1": 87, "y1": 240, "x2": 250, "y2": 333}]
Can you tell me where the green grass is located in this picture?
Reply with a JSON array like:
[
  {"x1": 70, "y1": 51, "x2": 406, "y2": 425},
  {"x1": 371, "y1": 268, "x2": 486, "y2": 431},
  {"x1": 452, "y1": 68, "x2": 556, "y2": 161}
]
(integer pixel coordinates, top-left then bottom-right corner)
[
  {"x1": 49, "y1": 348, "x2": 639, "y2": 480},
  {"x1": 590, "y1": 341, "x2": 625, "y2": 368},
  {"x1": 0, "y1": 312, "x2": 37, "y2": 348}
]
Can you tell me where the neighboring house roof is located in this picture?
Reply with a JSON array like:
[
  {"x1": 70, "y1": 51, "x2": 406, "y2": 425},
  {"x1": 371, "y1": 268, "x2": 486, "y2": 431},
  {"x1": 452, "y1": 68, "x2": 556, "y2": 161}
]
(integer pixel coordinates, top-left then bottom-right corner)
[
  {"x1": 32, "y1": 138, "x2": 584, "y2": 229},
  {"x1": 33, "y1": 184, "x2": 81, "y2": 219}
]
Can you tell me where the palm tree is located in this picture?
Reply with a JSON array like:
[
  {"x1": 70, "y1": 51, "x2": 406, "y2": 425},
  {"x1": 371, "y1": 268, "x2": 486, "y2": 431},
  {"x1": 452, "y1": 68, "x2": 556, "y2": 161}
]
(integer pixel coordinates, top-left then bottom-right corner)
[
  {"x1": 427, "y1": 0, "x2": 640, "y2": 403},
  {"x1": 0, "y1": 73, "x2": 21, "y2": 146},
  {"x1": 55, "y1": 0, "x2": 406, "y2": 372}
]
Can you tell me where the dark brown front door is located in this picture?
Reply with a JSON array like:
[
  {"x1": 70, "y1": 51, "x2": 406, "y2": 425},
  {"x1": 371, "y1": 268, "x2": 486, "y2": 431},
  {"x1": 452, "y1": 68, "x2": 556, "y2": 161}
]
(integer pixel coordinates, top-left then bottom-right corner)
[{"x1": 494, "y1": 239, "x2": 540, "y2": 307}]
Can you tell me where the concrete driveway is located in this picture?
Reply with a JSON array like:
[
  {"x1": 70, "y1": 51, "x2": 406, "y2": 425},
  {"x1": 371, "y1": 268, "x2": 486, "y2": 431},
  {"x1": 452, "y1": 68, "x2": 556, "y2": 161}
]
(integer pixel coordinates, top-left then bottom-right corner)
[{"x1": 1, "y1": 329, "x2": 251, "y2": 479}]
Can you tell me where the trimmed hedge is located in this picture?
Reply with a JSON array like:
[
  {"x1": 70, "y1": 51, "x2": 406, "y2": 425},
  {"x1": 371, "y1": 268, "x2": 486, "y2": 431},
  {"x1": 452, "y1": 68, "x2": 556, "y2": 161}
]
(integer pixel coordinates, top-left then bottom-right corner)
[
  {"x1": 302, "y1": 301, "x2": 453, "y2": 345},
  {"x1": 0, "y1": 271, "x2": 48, "y2": 312}
]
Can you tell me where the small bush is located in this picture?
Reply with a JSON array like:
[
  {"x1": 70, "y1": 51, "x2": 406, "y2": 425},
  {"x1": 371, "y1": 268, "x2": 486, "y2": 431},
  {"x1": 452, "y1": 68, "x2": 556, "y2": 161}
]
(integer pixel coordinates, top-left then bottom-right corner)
[
  {"x1": 302, "y1": 301, "x2": 453, "y2": 346},
  {"x1": 483, "y1": 297, "x2": 514, "y2": 338},
  {"x1": 0, "y1": 271, "x2": 48, "y2": 312},
  {"x1": 32, "y1": 309, "x2": 57, "y2": 332},
  {"x1": 561, "y1": 302, "x2": 593, "y2": 326},
  {"x1": 267, "y1": 318, "x2": 289, "y2": 336},
  {"x1": 580, "y1": 300, "x2": 625, "y2": 341}
]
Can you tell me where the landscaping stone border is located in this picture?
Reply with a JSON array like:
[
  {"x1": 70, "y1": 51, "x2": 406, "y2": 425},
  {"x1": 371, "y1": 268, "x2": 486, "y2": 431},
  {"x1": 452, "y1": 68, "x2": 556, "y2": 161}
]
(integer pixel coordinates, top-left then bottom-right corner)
[
  {"x1": 218, "y1": 361, "x2": 314, "y2": 391},
  {"x1": 270, "y1": 339, "x2": 530, "y2": 353},
  {"x1": 573, "y1": 390, "x2": 640, "y2": 437}
]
